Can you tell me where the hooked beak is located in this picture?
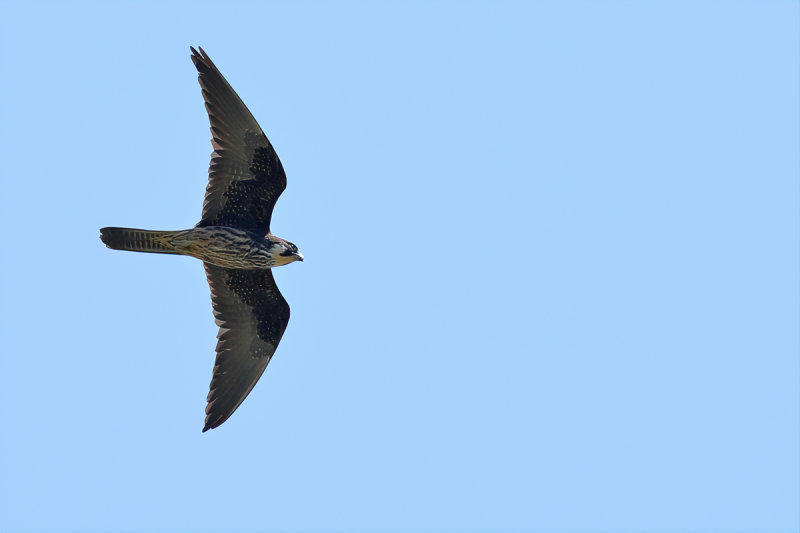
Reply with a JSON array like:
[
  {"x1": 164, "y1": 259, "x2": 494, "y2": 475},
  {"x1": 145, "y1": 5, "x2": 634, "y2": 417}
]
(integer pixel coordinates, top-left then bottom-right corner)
[{"x1": 294, "y1": 252, "x2": 304, "y2": 262}]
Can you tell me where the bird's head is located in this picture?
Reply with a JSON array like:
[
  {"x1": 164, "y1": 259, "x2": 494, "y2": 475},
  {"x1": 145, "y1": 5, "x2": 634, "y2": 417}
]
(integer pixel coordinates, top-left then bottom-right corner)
[{"x1": 268, "y1": 236, "x2": 304, "y2": 266}]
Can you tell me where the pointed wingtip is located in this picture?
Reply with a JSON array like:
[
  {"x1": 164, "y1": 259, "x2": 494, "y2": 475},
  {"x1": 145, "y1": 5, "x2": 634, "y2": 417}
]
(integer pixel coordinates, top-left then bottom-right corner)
[
  {"x1": 190, "y1": 46, "x2": 208, "y2": 59},
  {"x1": 203, "y1": 406, "x2": 221, "y2": 432},
  {"x1": 190, "y1": 46, "x2": 216, "y2": 74}
]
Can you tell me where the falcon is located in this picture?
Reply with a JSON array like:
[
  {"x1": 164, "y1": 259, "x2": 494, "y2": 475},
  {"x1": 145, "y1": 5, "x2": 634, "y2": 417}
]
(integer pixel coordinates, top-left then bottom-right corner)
[{"x1": 100, "y1": 47, "x2": 303, "y2": 431}]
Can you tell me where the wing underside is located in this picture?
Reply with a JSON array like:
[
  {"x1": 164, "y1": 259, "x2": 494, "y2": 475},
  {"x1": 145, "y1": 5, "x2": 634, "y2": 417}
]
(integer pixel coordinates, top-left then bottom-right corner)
[
  {"x1": 203, "y1": 263, "x2": 290, "y2": 431},
  {"x1": 190, "y1": 47, "x2": 287, "y2": 235}
]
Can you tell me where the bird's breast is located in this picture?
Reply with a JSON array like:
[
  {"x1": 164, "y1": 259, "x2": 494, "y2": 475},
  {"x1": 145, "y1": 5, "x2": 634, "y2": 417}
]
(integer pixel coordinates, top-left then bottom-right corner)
[{"x1": 172, "y1": 226, "x2": 273, "y2": 269}]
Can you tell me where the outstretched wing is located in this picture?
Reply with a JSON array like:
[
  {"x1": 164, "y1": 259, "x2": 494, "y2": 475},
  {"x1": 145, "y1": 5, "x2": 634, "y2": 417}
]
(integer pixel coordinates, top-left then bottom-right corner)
[
  {"x1": 191, "y1": 46, "x2": 286, "y2": 236},
  {"x1": 203, "y1": 263, "x2": 291, "y2": 431}
]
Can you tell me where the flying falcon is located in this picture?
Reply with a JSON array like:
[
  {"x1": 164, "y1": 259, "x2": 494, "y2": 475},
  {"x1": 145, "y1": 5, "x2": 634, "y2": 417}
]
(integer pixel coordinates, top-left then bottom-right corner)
[{"x1": 100, "y1": 47, "x2": 303, "y2": 431}]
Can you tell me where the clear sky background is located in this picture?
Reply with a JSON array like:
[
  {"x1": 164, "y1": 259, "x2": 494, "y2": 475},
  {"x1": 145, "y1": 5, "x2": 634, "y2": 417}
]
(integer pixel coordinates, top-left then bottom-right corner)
[{"x1": 0, "y1": 1, "x2": 797, "y2": 532}]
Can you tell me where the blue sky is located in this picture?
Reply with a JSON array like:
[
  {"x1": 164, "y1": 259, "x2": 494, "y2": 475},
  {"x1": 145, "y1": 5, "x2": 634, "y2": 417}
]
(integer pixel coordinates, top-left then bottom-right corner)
[{"x1": 0, "y1": 1, "x2": 797, "y2": 532}]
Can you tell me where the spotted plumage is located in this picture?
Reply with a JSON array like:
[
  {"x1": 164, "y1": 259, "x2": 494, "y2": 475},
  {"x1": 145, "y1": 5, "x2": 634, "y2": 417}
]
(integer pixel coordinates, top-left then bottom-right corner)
[{"x1": 100, "y1": 47, "x2": 303, "y2": 431}]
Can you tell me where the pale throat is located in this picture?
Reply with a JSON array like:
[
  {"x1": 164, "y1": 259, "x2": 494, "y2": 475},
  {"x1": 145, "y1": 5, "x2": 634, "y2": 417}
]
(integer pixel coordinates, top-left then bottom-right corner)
[{"x1": 270, "y1": 252, "x2": 297, "y2": 266}]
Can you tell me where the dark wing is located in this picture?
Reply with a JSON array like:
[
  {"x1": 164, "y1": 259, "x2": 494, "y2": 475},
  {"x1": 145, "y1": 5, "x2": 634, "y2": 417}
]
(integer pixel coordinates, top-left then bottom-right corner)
[
  {"x1": 203, "y1": 263, "x2": 290, "y2": 431},
  {"x1": 191, "y1": 47, "x2": 286, "y2": 236}
]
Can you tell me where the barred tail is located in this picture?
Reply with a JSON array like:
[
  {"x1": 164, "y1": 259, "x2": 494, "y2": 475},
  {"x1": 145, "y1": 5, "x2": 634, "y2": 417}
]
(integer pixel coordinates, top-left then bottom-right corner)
[{"x1": 99, "y1": 227, "x2": 182, "y2": 255}]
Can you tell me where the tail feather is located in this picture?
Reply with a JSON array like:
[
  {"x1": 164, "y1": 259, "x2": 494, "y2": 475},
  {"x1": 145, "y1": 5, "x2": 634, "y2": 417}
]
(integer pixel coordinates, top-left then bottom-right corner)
[{"x1": 99, "y1": 227, "x2": 182, "y2": 255}]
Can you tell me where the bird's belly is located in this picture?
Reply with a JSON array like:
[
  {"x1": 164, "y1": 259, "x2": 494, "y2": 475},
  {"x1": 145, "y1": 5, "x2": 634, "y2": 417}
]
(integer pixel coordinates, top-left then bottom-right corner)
[{"x1": 168, "y1": 227, "x2": 271, "y2": 269}]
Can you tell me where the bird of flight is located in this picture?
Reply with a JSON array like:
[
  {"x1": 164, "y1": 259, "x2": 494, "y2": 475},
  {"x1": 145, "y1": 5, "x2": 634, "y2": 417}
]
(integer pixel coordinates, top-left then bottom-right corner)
[{"x1": 100, "y1": 47, "x2": 303, "y2": 431}]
